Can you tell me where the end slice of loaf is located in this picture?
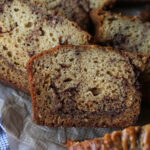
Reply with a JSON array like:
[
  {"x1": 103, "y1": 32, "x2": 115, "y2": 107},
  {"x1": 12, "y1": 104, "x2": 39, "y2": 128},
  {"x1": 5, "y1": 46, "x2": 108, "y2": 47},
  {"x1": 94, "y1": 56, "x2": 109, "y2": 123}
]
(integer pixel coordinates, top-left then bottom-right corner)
[
  {"x1": 0, "y1": 0, "x2": 91, "y2": 93},
  {"x1": 28, "y1": 45, "x2": 148, "y2": 128},
  {"x1": 90, "y1": 10, "x2": 150, "y2": 82},
  {"x1": 30, "y1": 0, "x2": 116, "y2": 30},
  {"x1": 67, "y1": 124, "x2": 150, "y2": 150}
]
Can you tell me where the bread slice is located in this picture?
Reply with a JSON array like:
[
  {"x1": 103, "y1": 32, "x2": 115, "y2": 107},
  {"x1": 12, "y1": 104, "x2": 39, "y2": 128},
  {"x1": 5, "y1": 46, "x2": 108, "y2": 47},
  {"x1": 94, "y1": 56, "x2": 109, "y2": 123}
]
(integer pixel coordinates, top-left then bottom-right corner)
[
  {"x1": 90, "y1": 10, "x2": 150, "y2": 82},
  {"x1": 67, "y1": 124, "x2": 150, "y2": 150},
  {"x1": 30, "y1": 0, "x2": 116, "y2": 30},
  {"x1": 28, "y1": 45, "x2": 148, "y2": 128},
  {"x1": 0, "y1": 0, "x2": 91, "y2": 93},
  {"x1": 90, "y1": 10, "x2": 150, "y2": 54}
]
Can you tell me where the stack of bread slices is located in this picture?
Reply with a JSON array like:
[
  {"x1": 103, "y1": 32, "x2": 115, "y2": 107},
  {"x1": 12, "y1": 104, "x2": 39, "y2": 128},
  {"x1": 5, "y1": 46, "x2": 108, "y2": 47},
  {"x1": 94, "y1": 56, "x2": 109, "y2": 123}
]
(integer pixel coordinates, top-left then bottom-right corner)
[{"x1": 1, "y1": 0, "x2": 150, "y2": 149}]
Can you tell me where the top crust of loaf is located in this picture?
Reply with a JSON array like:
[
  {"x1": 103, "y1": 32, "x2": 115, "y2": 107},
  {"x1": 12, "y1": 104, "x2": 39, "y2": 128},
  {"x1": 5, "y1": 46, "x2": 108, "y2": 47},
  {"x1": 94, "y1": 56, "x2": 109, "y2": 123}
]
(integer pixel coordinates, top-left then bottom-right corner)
[
  {"x1": 67, "y1": 124, "x2": 150, "y2": 150},
  {"x1": 28, "y1": 45, "x2": 148, "y2": 128}
]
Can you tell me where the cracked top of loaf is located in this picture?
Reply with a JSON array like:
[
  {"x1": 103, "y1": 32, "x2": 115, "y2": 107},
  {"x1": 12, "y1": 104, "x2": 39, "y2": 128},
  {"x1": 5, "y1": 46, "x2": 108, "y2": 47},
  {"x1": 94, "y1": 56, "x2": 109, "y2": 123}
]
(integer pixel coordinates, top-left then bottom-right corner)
[{"x1": 67, "y1": 124, "x2": 150, "y2": 150}]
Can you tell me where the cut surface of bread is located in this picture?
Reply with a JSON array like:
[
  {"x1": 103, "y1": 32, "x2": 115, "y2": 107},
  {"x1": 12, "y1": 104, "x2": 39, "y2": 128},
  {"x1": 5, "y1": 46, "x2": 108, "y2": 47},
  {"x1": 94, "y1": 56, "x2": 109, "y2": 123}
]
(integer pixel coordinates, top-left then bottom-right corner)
[
  {"x1": 28, "y1": 45, "x2": 148, "y2": 128},
  {"x1": 0, "y1": 0, "x2": 91, "y2": 93},
  {"x1": 30, "y1": 0, "x2": 116, "y2": 30},
  {"x1": 67, "y1": 124, "x2": 150, "y2": 150},
  {"x1": 90, "y1": 10, "x2": 150, "y2": 54},
  {"x1": 90, "y1": 10, "x2": 150, "y2": 82}
]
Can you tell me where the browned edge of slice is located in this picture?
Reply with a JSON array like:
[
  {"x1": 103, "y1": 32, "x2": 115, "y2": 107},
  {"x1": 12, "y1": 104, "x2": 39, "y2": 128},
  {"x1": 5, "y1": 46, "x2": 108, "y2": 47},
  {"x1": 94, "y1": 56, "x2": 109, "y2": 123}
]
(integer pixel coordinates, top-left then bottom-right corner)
[{"x1": 27, "y1": 45, "x2": 64, "y2": 124}]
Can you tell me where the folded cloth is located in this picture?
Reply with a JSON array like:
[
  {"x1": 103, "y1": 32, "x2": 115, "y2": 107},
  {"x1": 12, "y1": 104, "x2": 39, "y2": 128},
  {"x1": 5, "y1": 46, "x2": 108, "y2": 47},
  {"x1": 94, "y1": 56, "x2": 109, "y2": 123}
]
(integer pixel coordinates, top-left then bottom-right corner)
[{"x1": 0, "y1": 115, "x2": 10, "y2": 150}]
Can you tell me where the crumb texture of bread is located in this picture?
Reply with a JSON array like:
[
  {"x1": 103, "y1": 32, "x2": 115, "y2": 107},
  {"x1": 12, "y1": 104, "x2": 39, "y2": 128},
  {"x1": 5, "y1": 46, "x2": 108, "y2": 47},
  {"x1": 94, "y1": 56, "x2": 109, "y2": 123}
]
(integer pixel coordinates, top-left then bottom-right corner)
[
  {"x1": 90, "y1": 10, "x2": 150, "y2": 82},
  {"x1": 0, "y1": 0, "x2": 91, "y2": 93},
  {"x1": 0, "y1": 55, "x2": 29, "y2": 93},
  {"x1": 90, "y1": 10, "x2": 150, "y2": 54},
  {"x1": 67, "y1": 124, "x2": 150, "y2": 150},
  {"x1": 28, "y1": 45, "x2": 148, "y2": 128},
  {"x1": 29, "y1": 0, "x2": 116, "y2": 30}
]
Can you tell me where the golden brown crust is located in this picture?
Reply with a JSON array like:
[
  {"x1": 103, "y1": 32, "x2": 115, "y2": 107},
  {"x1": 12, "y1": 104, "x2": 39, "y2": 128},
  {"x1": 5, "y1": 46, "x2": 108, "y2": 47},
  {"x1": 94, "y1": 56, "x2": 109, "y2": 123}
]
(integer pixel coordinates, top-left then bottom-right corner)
[
  {"x1": 67, "y1": 124, "x2": 150, "y2": 150},
  {"x1": 28, "y1": 45, "x2": 149, "y2": 128},
  {"x1": 90, "y1": 10, "x2": 104, "y2": 42}
]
